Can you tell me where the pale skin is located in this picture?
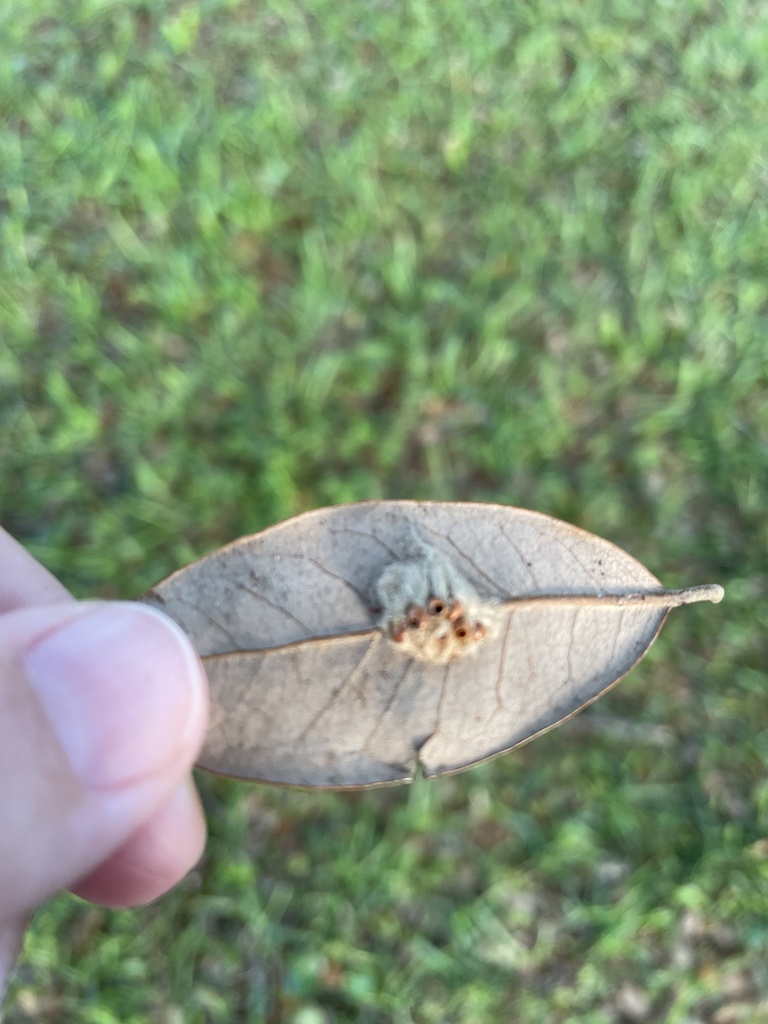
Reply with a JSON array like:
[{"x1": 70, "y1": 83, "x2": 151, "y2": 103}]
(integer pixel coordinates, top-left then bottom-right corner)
[{"x1": 0, "y1": 526, "x2": 210, "y2": 1001}]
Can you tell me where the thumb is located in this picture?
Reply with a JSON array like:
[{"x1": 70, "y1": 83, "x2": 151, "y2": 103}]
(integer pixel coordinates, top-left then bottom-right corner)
[{"x1": 0, "y1": 601, "x2": 208, "y2": 921}]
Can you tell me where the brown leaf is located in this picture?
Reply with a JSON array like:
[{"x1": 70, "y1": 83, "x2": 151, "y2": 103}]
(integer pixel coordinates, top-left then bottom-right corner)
[{"x1": 141, "y1": 501, "x2": 723, "y2": 788}]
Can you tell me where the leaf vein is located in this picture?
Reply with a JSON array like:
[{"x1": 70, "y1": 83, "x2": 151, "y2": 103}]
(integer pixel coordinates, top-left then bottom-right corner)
[
  {"x1": 231, "y1": 579, "x2": 312, "y2": 634},
  {"x1": 297, "y1": 635, "x2": 381, "y2": 742}
]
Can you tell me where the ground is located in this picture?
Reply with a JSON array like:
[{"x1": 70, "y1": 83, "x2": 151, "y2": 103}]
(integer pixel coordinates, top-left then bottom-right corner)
[{"x1": 1, "y1": 0, "x2": 768, "y2": 1021}]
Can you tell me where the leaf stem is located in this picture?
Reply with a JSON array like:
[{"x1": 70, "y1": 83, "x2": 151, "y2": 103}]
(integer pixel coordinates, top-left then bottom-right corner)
[{"x1": 501, "y1": 584, "x2": 724, "y2": 611}]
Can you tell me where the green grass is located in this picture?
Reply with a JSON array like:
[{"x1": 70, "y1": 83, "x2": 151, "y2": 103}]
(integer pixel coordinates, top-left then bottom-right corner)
[{"x1": 2, "y1": 0, "x2": 768, "y2": 1020}]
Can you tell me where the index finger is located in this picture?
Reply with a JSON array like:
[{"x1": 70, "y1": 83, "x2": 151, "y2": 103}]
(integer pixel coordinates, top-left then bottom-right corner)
[{"x1": 0, "y1": 527, "x2": 73, "y2": 613}]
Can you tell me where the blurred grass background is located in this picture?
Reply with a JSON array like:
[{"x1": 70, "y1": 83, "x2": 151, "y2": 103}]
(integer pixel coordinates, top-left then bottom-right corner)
[{"x1": 1, "y1": 0, "x2": 767, "y2": 1020}]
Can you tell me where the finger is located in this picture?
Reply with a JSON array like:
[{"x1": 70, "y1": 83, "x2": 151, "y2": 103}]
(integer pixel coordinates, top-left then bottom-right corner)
[
  {"x1": 0, "y1": 601, "x2": 208, "y2": 921},
  {"x1": 0, "y1": 526, "x2": 72, "y2": 612},
  {"x1": 0, "y1": 917, "x2": 26, "y2": 1006},
  {"x1": 70, "y1": 776, "x2": 207, "y2": 908}
]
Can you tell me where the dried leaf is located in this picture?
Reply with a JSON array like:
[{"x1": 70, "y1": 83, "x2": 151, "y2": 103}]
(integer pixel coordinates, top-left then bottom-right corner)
[{"x1": 141, "y1": 502, "x2": 723, "y2": 788}]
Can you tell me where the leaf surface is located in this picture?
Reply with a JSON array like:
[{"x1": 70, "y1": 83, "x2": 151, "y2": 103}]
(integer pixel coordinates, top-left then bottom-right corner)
[{"x1": 142, "y1": 501, "x2": 722, "y2": 787}]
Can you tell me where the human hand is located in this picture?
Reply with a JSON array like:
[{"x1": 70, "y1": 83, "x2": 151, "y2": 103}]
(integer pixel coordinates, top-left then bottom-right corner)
[{"x1": 0, "y1": 527, "x2": 209, "y2": 1000}]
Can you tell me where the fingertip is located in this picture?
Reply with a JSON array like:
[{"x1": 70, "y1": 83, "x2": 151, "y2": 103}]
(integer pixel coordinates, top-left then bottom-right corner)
[{"x1": 23, "y1": 602, "x2": 209, "y2": 789}]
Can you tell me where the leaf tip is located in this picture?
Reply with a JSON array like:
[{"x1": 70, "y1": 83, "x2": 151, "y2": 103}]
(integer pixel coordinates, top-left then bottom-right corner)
[{"x1": 678, "y1": 583, "x2": 725, "y2": 606}]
